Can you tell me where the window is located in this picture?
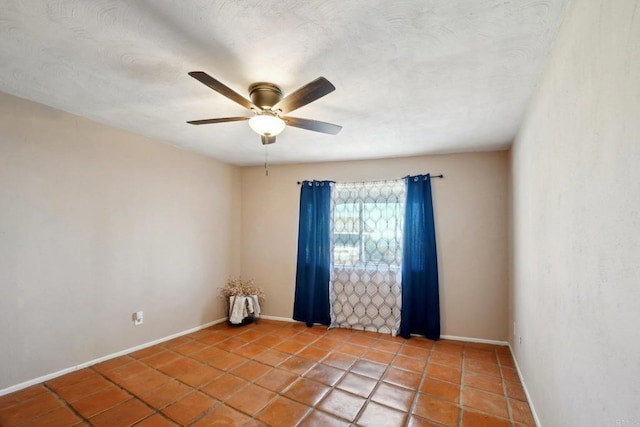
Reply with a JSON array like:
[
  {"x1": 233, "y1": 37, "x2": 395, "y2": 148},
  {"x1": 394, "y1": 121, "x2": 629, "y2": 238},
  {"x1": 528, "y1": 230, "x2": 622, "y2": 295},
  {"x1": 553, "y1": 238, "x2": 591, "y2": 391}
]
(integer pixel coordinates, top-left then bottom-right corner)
[
  {"x1": 330, "y1": 180, "x2": 406, "y2": 334},
  {"x1": 333, "y1": 200, "x2": 404, "y2": 268}
]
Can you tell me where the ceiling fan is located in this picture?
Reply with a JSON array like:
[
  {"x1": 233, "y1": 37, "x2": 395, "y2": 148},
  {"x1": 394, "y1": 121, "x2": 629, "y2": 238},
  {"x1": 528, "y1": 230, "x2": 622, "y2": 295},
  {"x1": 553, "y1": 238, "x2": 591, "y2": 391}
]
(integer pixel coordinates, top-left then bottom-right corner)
[{"x1": 187, "y1": 71, "x2": 342, "y2": 145}]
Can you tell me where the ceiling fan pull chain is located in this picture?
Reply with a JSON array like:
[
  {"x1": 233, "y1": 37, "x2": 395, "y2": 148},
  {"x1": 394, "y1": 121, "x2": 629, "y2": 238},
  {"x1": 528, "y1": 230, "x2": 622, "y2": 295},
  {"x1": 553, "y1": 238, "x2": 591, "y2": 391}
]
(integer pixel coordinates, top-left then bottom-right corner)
[{"x1": 264, "y1": 146, "x2": 269, "y2": 177}]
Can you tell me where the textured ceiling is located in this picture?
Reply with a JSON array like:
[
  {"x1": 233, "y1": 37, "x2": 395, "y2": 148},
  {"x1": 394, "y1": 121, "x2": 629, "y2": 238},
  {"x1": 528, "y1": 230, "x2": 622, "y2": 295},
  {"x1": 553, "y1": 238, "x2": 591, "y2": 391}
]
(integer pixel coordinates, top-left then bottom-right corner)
[{"x1": 0, "y1": 0, "x2": 568, "y2": 166}]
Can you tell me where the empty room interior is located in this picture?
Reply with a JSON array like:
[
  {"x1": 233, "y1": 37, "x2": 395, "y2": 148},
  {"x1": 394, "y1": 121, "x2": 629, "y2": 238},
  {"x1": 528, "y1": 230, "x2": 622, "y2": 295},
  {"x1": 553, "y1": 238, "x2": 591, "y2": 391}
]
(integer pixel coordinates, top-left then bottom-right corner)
[{"x1": 0, "y1": 1, "x2": 638, "y2": 426}]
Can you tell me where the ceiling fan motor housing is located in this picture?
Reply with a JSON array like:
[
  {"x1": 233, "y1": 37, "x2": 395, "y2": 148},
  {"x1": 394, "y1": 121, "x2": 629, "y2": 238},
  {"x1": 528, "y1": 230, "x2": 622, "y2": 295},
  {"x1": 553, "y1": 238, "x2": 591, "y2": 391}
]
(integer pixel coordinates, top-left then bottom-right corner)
[{"x1": 249, "y1": 82, "x2": 283, "y2": 110}]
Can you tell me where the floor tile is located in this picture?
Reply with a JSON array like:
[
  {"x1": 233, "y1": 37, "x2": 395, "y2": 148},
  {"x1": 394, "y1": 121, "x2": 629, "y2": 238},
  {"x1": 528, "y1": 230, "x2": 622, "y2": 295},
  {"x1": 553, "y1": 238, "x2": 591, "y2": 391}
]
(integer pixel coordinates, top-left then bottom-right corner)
[
  {"x1": 303, "y1": 363, "x2": 345, "y2": 386},
  {"x1": 118, "y1": 370, "x2": 172, "y2": 396},
  {"x1": 433, "y1": 341, "x2": 464, "y2": 354},
  {"x1": 226, "y1": 384, "x2": 277, "y2": 415},
  {"x1": 176, "y1": 363, "x2": 224, "y2": 387},
  {"x1": 351, "y1": 359, "x2": 387, "y2": 379},
  {"x1": 383, "y1": 366, "x2": 422, "y2": 389},
  {"x1": 405, "y1": 337, "x2": 435, "y2": 350},
  {"x1": 463, "y1": 371, "x2": 504, "y2": 395},
  {"x1": 429, "y1": 350, "x2": 463, "y2": 368},
  {"x1": 188, "y1": 346, "x2": 227, "y2": 363},
  {"x1": 283, "y1": 378, "x2": 331, "y2": 406},
  {"x1": 276, "y1": 339, "x2": 307, "y2": 354},
  {"x1": 0, "y1": 320, "x2": 532, "y2": 427},
  {"x1": 461, "y1": 387, "x2": 509, "y2": 419},
  {"x1": 19, "y1": 405, "x2": 83, "y2": 427},
  {"x1": 253, "y1": 335, "x2": 285, "y2": 347},
  {"x1": 200, "y1": 374, "x2": 248, "y2": 401},
  {"x1": 298, "y1": 409, "x2": 351, "y2": 426},
  {"x1": 509, "y1": 398, "x2": 536, "y2": 426},
  {"x1": 160, "y1": 336, "x2": 193, "y2": 349},
  {"x1": 279, "y1": 355, "x2": 315, "y2": 375},
  {"x1": 336, "y1": 342, "x2": 368, "y2": 357},
  {"x1": 392, "y1": 354, "x2": 427, "y2": 373},
  {"x1": 71, "y1": 386, "x2": 132, "y2": 418},
  {"x1": 0, "y1": 391, "x2": 64, "y2": 426},
  {"x1": 254, "y1": 368, "x2": 298, "y2": 393},
  {"x1": 253, "y1": 348, "x2": 291, "y2": 366},
  {"x1": 497, "y1": 352, "x2": 516, "y2": 368},
  {"x1": 421, "y1": 377, "x2": 461, "y2": 403},
  {"x1": 413, "y1": 393, "x2": 460, "y2": 427},
  {"x1": 374, "y1": 339, "x2": 403, "y2": 354},
  {"x1": 104, "y1": 361, "x2": 151, "y2": 383},
  {"x1": 237, "y1": 329, "x2": 265, "y2": 342},
  {"x1": 129, "y1": 345, "x2": 165, "y2": 360},
  {"x1": 141, "y1": 351, "x2": 182, "y2": 369},
  {"x1": 46, "y1": 369, "x2": 98, "y2": 390},
  {"x1": 371, "y1": 381, "x2": 415, "y2": 411},
  {"x1": 161, "y1": 391, "x2": 218, "y2": 425},
  {"x1": 53, "y1": 374, "x2": 114, "y2": 402},
  {"x1": 215, "y1": 338, "x2": 247, "y2": 351},
  {"x1": 323, "y1": 352, "x2": 358, "y2": 370},
  {"x1": 317, "y1": 388, "x2": 366, "y2": 422},
  {"x1": 461, "y1": 408, "x2": 510, "y2": 427},
  {"x1": 407, "y1": 415, "x2": 443, "y2": 427},
  {"x1": 336, "y1": 372, "x2": 378, "y2": 398},
  {"x1": 504, "y1": 379, "x2": 527, "y2": 401},
  {"x1": 357, "y1": 401, "x2": 407, "y2": 426},
  {"x1": 298, "y1": 345, "x2": 330, "y2": 361},
  {"x1": 89, "y1": 398, "x2": 153, "y2": 427},
  {"x1": 465, "y1": 348, "x2": 498, "y2": 364},
  {"x1": 156, "y1": 357, "x2": 201, "y2": 377},
  {"x1": 172, "y1": 340, "x2": 209, "y2": 356},
  {"x1": 426, "y1": 362, "x2": 462, "y2": 384},
  {"x1": 296, "y1": 332, "x2": 321, "y2": 345},
  {"x1": 234, "y1": 343, "x2": 269, "y2": 359},
  {"x1": 190, "y1": 403, "x2": 252, "y2": 426},
  {"x1": 398, "y1": 344, "x2": 431, "y2": 360},
  {"x1": 135, "y1": 413, "x2": 179, "y2": 426},
  {"x1": 138, "y1": 380, "x2": 193, "y2": 410},
  {"x1": 256, "y1": 396, "x2": 311, "y2": 426},
  {"x1": 362, "y1": 348, "x2": 396, "y2": 364},
  {"x1": 463, "y1": 358, "x2": 501, "y2": 378},
  {"x1": 311, "y1": 336, "x2": 342, "y2": 350},
  {"x1": 208, "y1": 353, "x2": 248, "y2": 371},
  {"x1": 501, "y1": 366, "x2": 521, "y2": 383},
  {"x1": 0, "y1": 385, "x2": 48, "y2": 412},
  {"x1": 230, "y1": 360, "x2": 271, "y2": 381}
]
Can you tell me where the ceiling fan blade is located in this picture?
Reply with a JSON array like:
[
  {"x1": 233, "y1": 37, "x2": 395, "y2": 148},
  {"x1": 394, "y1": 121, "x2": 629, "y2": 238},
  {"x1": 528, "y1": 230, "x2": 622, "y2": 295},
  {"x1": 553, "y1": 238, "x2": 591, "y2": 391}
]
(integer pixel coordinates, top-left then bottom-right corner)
[
  {"x1": 188, "y1": 71, "x2": 257, "y2": 111},
  {"x1": 187, "y1": 116, "x2": 250, "y2": 125},
  {"x1": 261, "y1": 135, "x2": 276, "y2": 145},
  {"x1": 272, "y1": 77, "x2": 335, "y2": 114},
  {"x1": 282, "y1": 116, "x2": 342, "y2": 135}
]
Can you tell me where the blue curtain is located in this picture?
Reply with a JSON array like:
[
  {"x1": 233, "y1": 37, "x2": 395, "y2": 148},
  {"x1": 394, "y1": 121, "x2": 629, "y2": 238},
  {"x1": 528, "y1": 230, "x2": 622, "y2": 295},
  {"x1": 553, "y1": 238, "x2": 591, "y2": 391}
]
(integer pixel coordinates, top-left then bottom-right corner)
[
  {"x1": 293, "y1": 180, "x2": 332, "y2": 326},
  {"x1": 400, "y1": 174, "x2": 440, "y2": 340}
]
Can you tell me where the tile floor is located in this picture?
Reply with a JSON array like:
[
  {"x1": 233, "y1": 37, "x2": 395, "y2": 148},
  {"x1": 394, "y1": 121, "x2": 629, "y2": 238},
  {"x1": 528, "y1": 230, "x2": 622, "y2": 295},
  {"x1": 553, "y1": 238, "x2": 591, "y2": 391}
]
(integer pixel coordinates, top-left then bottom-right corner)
[{"x1": 0, "y1": 320, "x2": 535, "y2": 426}]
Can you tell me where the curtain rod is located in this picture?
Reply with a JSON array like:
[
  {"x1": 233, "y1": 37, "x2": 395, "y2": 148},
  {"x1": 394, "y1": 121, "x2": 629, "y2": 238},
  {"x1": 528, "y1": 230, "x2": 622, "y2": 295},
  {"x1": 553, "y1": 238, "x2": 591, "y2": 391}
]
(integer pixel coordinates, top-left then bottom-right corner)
[{"x1": 297, "y1": 174, "x2": 444, "y2": 185}]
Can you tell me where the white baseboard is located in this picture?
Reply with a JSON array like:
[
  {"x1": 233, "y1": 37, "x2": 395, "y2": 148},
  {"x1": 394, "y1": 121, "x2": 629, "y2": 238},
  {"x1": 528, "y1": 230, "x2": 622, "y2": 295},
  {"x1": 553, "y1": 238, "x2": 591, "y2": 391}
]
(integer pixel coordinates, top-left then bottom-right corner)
[
  {"x1": 259, "y1": 315, "x2": 296, "y2": 322},
  {"x1": 508, "y1": 342, "x2": 541, "y2": 427},
  {"x1": 0, "y1": 318, "x2": 228, "y2": 397},
  {"x1": 257, "y1": 318, "x2": 509, "y2": 347},
  {"x1": 440, "y1": 334, "x2": 509, "y2": 346}
]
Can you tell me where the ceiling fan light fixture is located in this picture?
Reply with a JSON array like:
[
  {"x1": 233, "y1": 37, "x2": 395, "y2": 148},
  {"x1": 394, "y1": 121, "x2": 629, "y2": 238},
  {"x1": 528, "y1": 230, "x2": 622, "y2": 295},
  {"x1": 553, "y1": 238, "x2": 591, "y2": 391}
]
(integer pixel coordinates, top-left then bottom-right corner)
[{"x1": 249, "y1": 112, "x2": 286, "y2": 136}]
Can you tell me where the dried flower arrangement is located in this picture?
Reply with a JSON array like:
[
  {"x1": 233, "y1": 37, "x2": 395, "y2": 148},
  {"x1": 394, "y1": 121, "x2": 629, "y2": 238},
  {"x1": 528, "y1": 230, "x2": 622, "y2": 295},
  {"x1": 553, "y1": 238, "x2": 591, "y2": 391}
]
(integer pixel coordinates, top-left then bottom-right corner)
[{"x1": 219, "y1": 278, "x2": 265, "y2": 301}]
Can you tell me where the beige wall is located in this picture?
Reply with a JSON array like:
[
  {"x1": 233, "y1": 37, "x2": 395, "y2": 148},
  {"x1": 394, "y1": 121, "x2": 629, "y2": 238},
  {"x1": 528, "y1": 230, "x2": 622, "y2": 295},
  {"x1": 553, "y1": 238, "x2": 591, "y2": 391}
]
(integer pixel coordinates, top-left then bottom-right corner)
[
  {"x1": 240, "y1": 152, "x2": 509, "y2": 341},
  {"x1": 510, "y1": 0, "x2": 640, "y2": 424},
  {"x1": 0, "y1": 92, "x2": 241, "y2": 391}
]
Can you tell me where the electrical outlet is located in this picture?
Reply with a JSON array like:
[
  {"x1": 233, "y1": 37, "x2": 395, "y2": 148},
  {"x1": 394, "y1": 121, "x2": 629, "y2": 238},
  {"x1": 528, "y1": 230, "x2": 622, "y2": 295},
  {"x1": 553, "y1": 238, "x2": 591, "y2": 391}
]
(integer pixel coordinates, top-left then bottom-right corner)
[
  {"x1": 519, "y1": 336, "x2": 522, "y2": 344},
  {"x1": 133, "y1": 311, "x2": 144, "y2": 326}
]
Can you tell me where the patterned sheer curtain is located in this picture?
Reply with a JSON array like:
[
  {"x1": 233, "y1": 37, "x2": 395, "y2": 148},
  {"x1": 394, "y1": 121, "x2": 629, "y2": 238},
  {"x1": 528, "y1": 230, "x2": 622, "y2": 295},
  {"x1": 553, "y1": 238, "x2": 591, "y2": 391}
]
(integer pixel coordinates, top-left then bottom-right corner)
[{"x1": 329, "y1": 180, "x2": 406, "y2": 335}]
